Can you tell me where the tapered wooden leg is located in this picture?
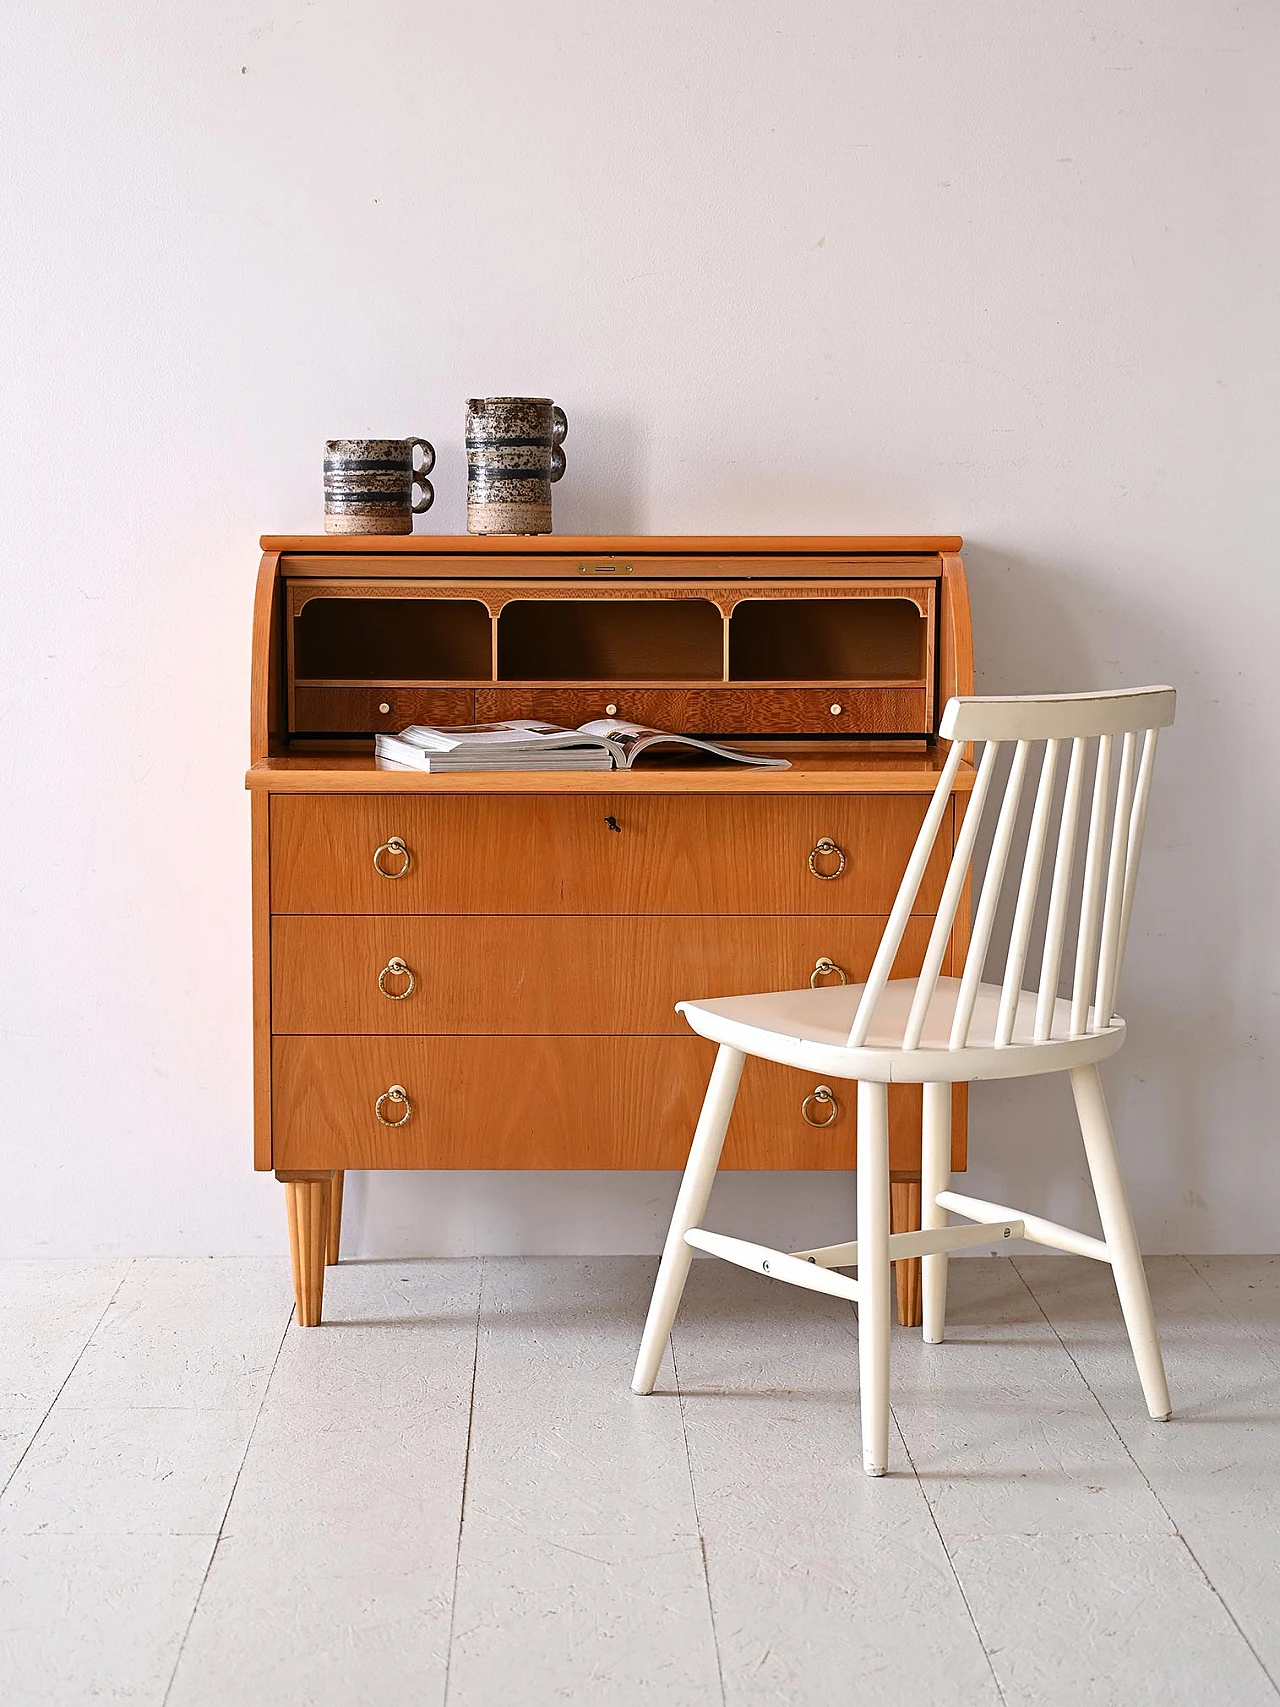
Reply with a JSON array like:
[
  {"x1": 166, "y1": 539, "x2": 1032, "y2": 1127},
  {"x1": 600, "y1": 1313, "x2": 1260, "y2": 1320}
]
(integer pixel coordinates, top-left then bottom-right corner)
[
  {"x1": 278, "y1": 1171, "x2": 332, "y2": 1327},
  {"x1": 921, "y1": 1081, "x2": 952, "y2": 1345},
  {"x1": 326, "y1": 1171, "x2": 344, "y2": 1266},
  {"x1": 632, "y1": 1045, "x2": 746, "y2": 1394},
  {"x1": 890, "y1": 1176, "x2": 922, "y2": 1327},
  {"x1": 1070, "y1": 1065, "x2": 1171, "y2": 1420},
  {"x1": 857, "y1": 1082, "x2": 892, "y2": 1476}
]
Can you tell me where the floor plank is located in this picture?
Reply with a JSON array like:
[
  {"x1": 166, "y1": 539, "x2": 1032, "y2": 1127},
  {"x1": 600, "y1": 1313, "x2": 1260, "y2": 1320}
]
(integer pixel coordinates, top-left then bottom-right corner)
[
  {"x1": 0, "y1": 1261, "x2": 296, "y2": 1707},
  {"x1": 891, "y1": 1259, "x2": 1169, "y2": 1538},
  {"x1": 0, "y1": 1260, "x2": 293, "y2": 1707},
  {"x1": 672, "y1": 1258, "x2": 1000, "y2": 1707},
  {"x1": 55, "y1": 1257, "x2": 293, "y2": 1411},
  {"x1": 0, "y1": 1533, "x2": 214, "y2": 1707},
  {"x1": 165, "y1": 1259, "x2": 482, "y2": 1707},
  {"x1": 0, "y1": 1260, "x2": 132, "y2": 1488},
  {"x1": 1, "y1": 1254, "x2": 1278, "y2": 1707},
  {"x1": 952, "y1": 1532, "x2": 1276, "y2": 1707},
  {"x1": 446, "y1": 1258, "x2": 721, "y2": 1707},
  {"x1": 0, "y1": 1403, "x2": 260, "y2": 1538},
  {"x1": 1017, "y1": 1254, "x2": 1280, "y2": 1695},
  {"x1": 1186, "y1": 1256, "x2": 1280, "y2": 1367}
]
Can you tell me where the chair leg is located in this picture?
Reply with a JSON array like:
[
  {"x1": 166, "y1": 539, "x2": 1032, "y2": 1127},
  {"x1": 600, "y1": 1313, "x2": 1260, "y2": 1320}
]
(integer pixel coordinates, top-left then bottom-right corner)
[
  {"x1": 632, "y1": 1045, "x2": 746, "y2": 1395},
  {"x1": 921, "y1": 1081, "x2": 952, "y2": 1345},
  {"x1": 1070, "y1": 1063, "x2": 1172, "y2": 1420},
  {"x1": 857, "y1": 1081, "x2": 892, "y2": 1475}
]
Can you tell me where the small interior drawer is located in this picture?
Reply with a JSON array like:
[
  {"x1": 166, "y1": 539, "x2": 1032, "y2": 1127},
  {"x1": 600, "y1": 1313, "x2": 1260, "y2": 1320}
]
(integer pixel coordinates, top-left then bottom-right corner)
[
  {"x1": 271, "y1": 1034, "x2": 966, "y2": 1171},
  {"x1": 292, "y1": 685, "x2": 474, "y2": 734},
  {"x1": 474, "y1": 685, "x2": 927, "y2": 736}
]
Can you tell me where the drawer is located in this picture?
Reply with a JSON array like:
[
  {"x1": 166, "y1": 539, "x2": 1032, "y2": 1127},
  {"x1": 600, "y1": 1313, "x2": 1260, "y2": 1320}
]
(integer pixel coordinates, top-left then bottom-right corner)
[
  {"x1": 270, "y1": 794, "x2": 951, "y2": 916},
  {"x1": 474, "y1": 685, "x2": 927, "y2": 736},
  {"x1": 271, "y1": 915, "x2": 936, "y2": 1035},
  {"x1": 271, "y1": 1035, "x2": 967, "y2": 1171},
  {"x1": 291, "y1": 685, "x2": 475, "y2": 734}
]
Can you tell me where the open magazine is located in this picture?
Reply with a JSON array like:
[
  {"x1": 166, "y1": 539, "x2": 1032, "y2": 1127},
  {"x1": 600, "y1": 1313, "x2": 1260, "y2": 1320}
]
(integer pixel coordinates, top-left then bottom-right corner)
[{"x1": 374, "y1": 718, "x2": 791, "y2": 772}]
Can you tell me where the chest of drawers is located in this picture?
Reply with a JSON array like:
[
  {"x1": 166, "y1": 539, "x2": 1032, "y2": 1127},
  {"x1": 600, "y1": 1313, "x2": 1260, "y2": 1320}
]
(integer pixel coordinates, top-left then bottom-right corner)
[{"x1": 249, "y1": 534, "x2": 975, "y2": 1326}]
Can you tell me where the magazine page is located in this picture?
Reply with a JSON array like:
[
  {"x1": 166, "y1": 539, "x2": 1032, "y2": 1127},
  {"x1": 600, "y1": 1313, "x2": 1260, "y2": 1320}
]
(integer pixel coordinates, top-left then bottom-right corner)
[
  {"x1": 576, "y1": 719, "x2": 791, "y2": 769},
  {"x1": 397, "y1": 720, "x2": 612, "y2": 754}
]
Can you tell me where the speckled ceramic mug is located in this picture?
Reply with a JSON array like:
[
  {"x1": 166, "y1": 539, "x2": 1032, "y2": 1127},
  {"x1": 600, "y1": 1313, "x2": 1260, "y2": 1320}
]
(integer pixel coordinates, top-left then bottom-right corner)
[
  {"x1": 323, "y1": 438, "x2": 435, "y2": 535},
  {"x1": 465, "y1": 398, "x2": 567, "y2": 535}
]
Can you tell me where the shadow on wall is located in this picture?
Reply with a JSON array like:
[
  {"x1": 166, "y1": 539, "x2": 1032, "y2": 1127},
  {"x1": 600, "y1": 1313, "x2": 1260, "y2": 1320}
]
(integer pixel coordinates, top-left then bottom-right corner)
[
  {"x1": 336, "y1": 1167, "x2": 884, "y2": 1262},
  {"x1": 962, "y1": 542, "x2": 1254, "y2": 1247},
  {"x1": 547, "y1": 413, "x2": 650, "y2": 535}
]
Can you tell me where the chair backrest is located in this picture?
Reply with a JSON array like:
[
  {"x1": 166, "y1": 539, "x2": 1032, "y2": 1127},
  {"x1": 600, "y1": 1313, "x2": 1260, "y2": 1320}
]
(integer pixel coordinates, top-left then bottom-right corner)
[{"x1": 846, "y1": 687, "x2": 1176, "y2": 1049}]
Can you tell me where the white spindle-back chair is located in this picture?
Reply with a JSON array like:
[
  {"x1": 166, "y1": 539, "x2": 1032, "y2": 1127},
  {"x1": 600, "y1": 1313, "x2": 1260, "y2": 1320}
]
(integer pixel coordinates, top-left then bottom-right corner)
[{"x1": 632, "y1": 686, "x2": 1176, "y2": 1476}]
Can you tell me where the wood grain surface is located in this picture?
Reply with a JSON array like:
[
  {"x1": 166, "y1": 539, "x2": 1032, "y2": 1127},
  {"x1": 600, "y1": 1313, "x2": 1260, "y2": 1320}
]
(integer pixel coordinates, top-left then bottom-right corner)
[
  {"x1": 281, "y1": 553, "x2": 944, "y2": 584},
  {"x1": 248, "y1": 750, "x2": 976, "y2": 795},
  {"x1": 266, "y1": 533, "x2": 962, "y2": 556},
  {"x1": 270, "y1": 914, "x2": 935, "y2": 1035},
  {"x1": 251, "y1": 791, "x2": 272, "y2": 1169},
  {"x1": 269, "y1": 793, "x2": 953, "y2": 916},
  {"x1": 939, "y1": 552, "x2": 974, "y2": 712},
  {"x1": 250, "y1": 552, "x2": 284, "y2": 759},
  {"x1": 271, "y1": 1034, "x2": 967, "y2": 1172},
  {"x1": 472, "y1": 685, "x2": 927, "y2": 734},
  {"x1": 292, "y1": 685, "x2": 475, "y2": 733}
]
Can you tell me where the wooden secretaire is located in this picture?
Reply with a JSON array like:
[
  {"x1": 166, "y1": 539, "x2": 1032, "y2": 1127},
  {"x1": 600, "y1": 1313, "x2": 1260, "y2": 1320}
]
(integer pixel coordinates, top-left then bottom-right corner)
[{"x1": 248, "y1": 534, "x2": 976, "y2": 1325}]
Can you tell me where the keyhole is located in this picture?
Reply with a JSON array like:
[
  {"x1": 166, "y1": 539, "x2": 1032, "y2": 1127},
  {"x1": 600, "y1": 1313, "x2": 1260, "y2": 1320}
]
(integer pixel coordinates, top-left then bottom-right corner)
[{"x1": 604, "y1": 816, "x2": 621, "y2": 833}]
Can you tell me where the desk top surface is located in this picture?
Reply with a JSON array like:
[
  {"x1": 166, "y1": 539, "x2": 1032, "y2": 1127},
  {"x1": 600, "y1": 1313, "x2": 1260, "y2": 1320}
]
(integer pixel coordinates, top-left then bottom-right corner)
[
  {"x1": 246, "y1": 748, "x2": 974, "y2": 795},
  {"x1": 261, "y1": 533, "x2": 964, "y2": 555}
]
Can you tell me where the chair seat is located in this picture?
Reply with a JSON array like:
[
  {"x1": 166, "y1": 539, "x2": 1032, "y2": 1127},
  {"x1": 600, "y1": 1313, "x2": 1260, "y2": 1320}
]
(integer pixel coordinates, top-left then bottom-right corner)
[{"x1": 677, "y1": 976, "x2": 1125, "y2": 1083}]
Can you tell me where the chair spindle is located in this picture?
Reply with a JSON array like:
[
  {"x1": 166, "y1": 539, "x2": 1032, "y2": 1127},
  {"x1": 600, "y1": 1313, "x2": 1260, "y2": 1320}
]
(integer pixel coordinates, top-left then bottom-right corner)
[
  {"x1": 1035, "y1": 735, "x2": 1088, "y2": 1041},
  {"x1": 1093, "y1": 730, "x2": 1139, "y2": 1026},
  {"x1": 949, "y1": 740, "x2": 1031, "y2": 1049},
  {"x1": 1115, "y1": 727, "x2": 1160, "y2": 978},
  {"x1": 846, "y1": 740, "x2": 965, "y2": 1047},
  {"x1": 901, "y1": 739, "x2": 1001, "y2": 1052},
  {"x1": 1070, "y1": 734, "x2": 1114, "y2": 1036},
  {"x1": 996, "y1": 738, "x2": 1062, "y2": 1046}
]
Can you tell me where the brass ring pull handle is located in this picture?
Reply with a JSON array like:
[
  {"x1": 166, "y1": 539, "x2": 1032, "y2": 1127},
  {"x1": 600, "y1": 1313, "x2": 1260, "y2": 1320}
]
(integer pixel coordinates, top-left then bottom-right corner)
[
  {"x1": 801, "y1": 1084, "x2": 840, "y2": 1128},
  {"x1": 810, "y1": 956, "x2": 848, "y2": 988},
  {"x1": 808, "y1": 837, "x2": 846, "y2": 880},
  {"x1": 377, "y1": 956, "x2": 416, "y2": 1000},
  {"x1": 373, "y1": 836, "x2": 411, "y2": 879},
  {"x1": 375, "y1": 1084, "x2": 412, "y2": 1127}
]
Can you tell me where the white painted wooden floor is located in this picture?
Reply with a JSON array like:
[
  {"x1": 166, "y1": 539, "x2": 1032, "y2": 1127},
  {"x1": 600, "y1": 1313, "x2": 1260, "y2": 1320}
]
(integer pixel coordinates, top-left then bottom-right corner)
[{"x1": 0, "y1": 1255, "x2": 1277, "y2": 1706}]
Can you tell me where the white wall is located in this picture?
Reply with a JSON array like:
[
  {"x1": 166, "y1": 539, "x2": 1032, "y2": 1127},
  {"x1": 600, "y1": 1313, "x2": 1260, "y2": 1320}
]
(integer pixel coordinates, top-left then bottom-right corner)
[{"x1": 2, "y1": 1, "x2": 1277, "y2": 1258}]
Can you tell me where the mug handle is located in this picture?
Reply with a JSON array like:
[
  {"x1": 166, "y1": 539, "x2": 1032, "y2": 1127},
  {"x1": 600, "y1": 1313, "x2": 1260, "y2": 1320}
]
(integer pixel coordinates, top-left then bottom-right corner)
[
  {"x1": 550, "y1": 407, "x2": 568, "y2": 483},
  {"x1": 409, "y1": 437, "x2": 435, "y2": 513}
]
